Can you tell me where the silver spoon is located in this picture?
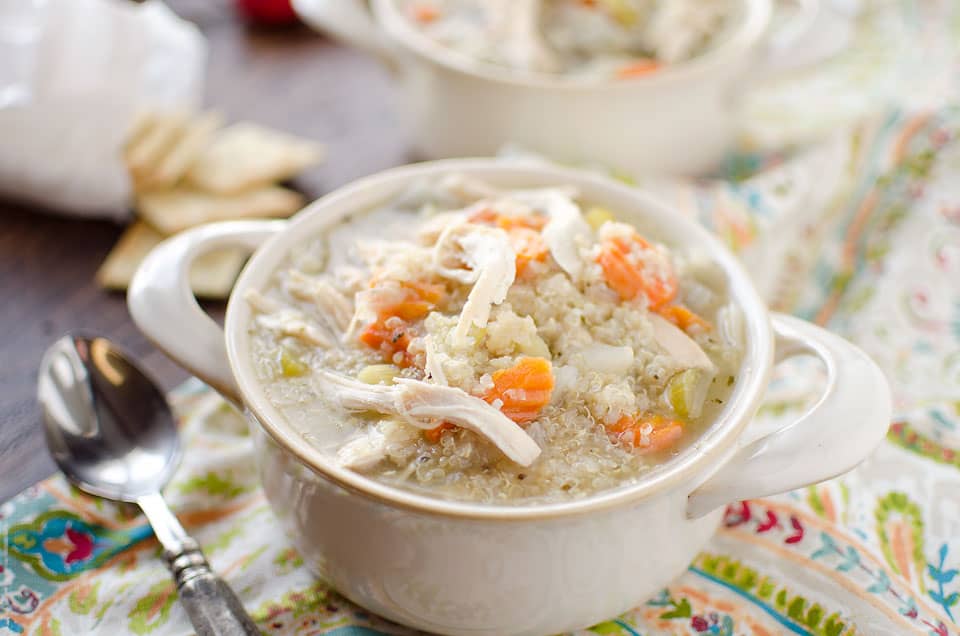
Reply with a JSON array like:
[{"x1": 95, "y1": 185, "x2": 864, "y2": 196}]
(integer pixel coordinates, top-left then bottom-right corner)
[{"x1": 37, "y1": 333, "x2": 260, "y2": 636}]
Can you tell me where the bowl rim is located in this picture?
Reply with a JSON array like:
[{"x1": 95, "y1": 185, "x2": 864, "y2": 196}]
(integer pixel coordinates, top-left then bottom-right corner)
[
  {"x1": 369, "y1": 0, "x2": 772, "y2": 91},
  {"x1": 225, "y1": 159, "x2": 774, "y2": 521}
]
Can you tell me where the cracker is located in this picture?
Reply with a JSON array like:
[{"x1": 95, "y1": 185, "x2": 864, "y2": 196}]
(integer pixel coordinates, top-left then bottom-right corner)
[
  {"x1": 124, "y1": 110, "x2": 191, "y2": 188},
  {"x1": 123, "y1": 111, "x2": 157, "y2": 155},
  {"x1": 137, "y1": 111, "x2": 224, "y2": 192},
  {"x1": 96, "y1": 222, "x2": 246, "y2": 298},
  {"x1": 136, "y1": 185, "x2": 304, "y2": 235},
  {"x1": 186, "y1": 122, "x2": 324, "y2": 194}
]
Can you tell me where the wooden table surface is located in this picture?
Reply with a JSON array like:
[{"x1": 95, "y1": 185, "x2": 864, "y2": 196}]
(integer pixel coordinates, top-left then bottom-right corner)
[{"x1": 0, "y1": 1, "x2": 410, "y2": 501}]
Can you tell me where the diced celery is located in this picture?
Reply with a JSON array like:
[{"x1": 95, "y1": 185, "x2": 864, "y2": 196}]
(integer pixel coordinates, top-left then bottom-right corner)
[
  {"x1": 585, "y1": 206, "x2": 615, "y2": 231},
  {"x1": 279, "y1": 350, "x2": 309, "y2": 377},
  {"x1": 519, "y1": 336, "x2": 551, "y2": 359},
  {"x1": 358, "y1": 364, "x2": 400, "y2": 385},
  {"x1": 469, "y1": 325, "x2": 487, "y2": 343},
  {"x1": 602, "y1": 0, "x2": 638, "y2": 26},
  {"x1": 666, "y1": 369, "x2": 709, "y2": 419}
]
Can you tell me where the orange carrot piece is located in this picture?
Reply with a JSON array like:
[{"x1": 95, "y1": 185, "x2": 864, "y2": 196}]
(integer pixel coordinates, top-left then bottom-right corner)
[
  {"x1": 596, "y1": 239, "x2": 643, "y2": 300},
  {"x1": 411, "y1": 3, "x2": 439, "y2": 22},
  {"x1": 359, "y1": 279, "x2": 442, "y2": 366},
  {"x1": 468, "y1": 208, "x2": 548, "y2": 232},
  {"x1": 424, "y1": 422, "x2": 456, "y2": 443},
  {"x1": 607, "y1": 413, "x2": 684, "y2": 453},
  {"x1": 366, "y1": 279, "x2": 444, "y2": 322},
  {"x1": 401, "y1": 279, "x2": 445, "y2": 305},
  {"x1": 483, "y1": 357, "x2": 554, "y2": 425},
  {"x1": 498, "y1": 214, "x2": 548, "y2": 232},
  {"x1": 657, "y1": 305, "x2": 712, "y2": 332},
  {"x1": 509, "y1": 227, "x2": 549, "y2": 275},
  {"x1": 616, "y1": 59, "x2": 661, "y2": 80},
  {"x1": 468, "y1": 207, "x2": 499, "y2": 224},
  {"x1": 595, "y1": 233, "x2": 677, "y2": 308},
  {"x1": 359, "y1": 319, "x2": 414, "y2": 365}
]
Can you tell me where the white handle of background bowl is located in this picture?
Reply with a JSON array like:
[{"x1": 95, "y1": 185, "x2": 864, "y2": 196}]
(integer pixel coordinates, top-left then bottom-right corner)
[
  {"x1": 292, "y1": 0, "x2": 400, "y2": 71},
  {"x1": 686, "y1": 313, "x2": 891, "y2": 518},
  {"x1": 749, "y1": 0, "x2": 853, "y2": 79},
  {"x1": 128, "y1": 220, "x2": 286, "y2": 406}
]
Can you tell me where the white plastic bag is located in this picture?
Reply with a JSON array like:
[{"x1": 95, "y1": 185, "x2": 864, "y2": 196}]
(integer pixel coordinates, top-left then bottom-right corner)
[{"x1": 0, "y1": 0, "x2": 206, "y2": 219}]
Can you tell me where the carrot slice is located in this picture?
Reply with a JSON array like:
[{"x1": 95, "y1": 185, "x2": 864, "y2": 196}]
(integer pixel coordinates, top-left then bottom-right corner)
[
  {"x1": 606, "y1": 413, "x2": 684, "y2": 453},
  {"x1": 359, "y1": 319, "x2": 414, "y2": 366},
  {"x1": 468, "y1": 208, "x2": 548, "y2": 232},
  {"x1": 483, "y1": 357, "x2": 554, "y2": 425},
  {"x1": 616, "y1": 59, "x2": 661, "y2": 80},
  {"x1": 595, "y1": 233, "x2": 677, "y2": 308},
  {"x1": 411, "y1": 3, "x2": 439, "y2": 22},
  {"x1": 596, "y1": 239, "x2": 642, "y2": 300},
  {"x1": 509, "y1": 227, "x2": 549, "y2": 276},
  {"x1": 657, "y1": 305, "x2": 712, "y2": 332},
  {"x1": 358, "y1": 280, "x2": 442, "y2": 366},
  {"x1": 498, "y1": 214, "x2": 548, "y2": 232},
  {"x1": 467, "y1": 207, "x2": 499, "y2": 225},
  {"x1": 367, "y1": 279, "x2": 444, "y2": 321},
  {"x1": 424, "y1": 421, "x2": 456, "y2": 443}
]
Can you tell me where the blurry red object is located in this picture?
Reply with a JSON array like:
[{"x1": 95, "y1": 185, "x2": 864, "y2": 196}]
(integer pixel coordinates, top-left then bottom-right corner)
[{"x1": 236, "y1": 0, "x2": 299, "y2": 25}]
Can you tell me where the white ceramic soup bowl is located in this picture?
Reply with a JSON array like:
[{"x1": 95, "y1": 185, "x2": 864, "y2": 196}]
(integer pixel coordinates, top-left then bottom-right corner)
[
  {"x1": 129, "y1": 160, "x2": 890, "y2": 636},
  {"x1": 291, "y1": 0, "x2": 816, "y2": 176}
]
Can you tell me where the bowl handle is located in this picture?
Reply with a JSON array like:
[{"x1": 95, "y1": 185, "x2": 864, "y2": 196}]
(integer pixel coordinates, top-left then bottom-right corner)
[
  {"x1": 128, "y1": 220, "x2": 286, "y2": 407},
  {"x1": 747, "y1": 0, "x2": 853, "y2": 80},
  {"x1": 686, "y1": 313, "x2": 891, "y2": 518},
  {"x1": 291, "y1": 0, "x2": 400, "y2": 71}
]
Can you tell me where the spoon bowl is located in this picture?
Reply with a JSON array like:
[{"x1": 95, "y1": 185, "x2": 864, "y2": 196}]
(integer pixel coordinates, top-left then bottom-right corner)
[
  {"x1": 37, "y1": 332, "x2": 260, "y2": 636},
  {"x1": 39, "y1": 333, "x2": 180, "y2": 501}
]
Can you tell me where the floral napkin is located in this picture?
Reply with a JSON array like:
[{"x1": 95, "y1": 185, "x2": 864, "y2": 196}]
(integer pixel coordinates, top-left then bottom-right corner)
[{"x1": 3, "y1": 1, "x2": 960, "y2": 634}]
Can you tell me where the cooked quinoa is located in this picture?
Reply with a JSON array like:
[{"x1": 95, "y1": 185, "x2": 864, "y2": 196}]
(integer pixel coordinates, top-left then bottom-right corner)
[{"x1": 248, "y1": 174, "x2": 742, "y2": 504}]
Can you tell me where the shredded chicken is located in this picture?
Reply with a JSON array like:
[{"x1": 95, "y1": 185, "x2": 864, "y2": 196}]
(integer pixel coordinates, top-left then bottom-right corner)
[
  {"x1": 512, "y1": 188, "x2": 591, "y2": 280},
  {"x1": 245, "y1": 289, "x2": 333, "y2": 348},
  {"x1": 489, "y1": 0, "x2": 561, "y2": 72},
  {"x1": 284, "y1": 270, "x2": 353, "y2": 332},
  {"x1": 646, "y1": 0, "x2": 728, "y2": 64},
  {"x1": 336, "y1": 429, "x2": 387, "y2": 471},
  {"x1": 315, "y1": 370, "x2": 541, "y2": 466},
  {"x1": 648, "y1": 313, "x2": 715, "y2": 372},
  {"x1": 353, "y1": 239, "x2": 431, "y2": 271},
  {"x1": 417, "y1": 211, "x2": 466, "y2": 245},
  {"x1": 432, "y1": 222, "x2": 517, "y2": 344},
  {"x1": 423, "y1": 335, "x2": 449, "y2": 385},
  {"x1": 336, "y1": 418, "x2": 422, "y2": 471}
]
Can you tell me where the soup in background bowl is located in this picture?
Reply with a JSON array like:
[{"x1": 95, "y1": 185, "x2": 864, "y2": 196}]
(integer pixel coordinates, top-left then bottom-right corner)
[
  {"x1": 402, "y1": 0, "x2": 735, "y2": 80},
  {"x1": 245, "y1": 174, "x2": 742, "y2": 504},
  {"x1": 129, "y1": 160, "x2": 890, "y2": 636},
  {"x1": 291, "y1": 0, "x2": 786, "y2": 176}
]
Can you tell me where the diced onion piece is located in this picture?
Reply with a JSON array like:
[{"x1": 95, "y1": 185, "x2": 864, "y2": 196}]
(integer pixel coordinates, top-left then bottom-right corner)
[
  {"x1": 279, "y1": 350, "x2": 309, "y2": 377},
  {"x1": 573, "y1": 343, "x2": 634, "y2": 376},
  {"x1": 666, "y1": 368, "x2": 710, "y2": 419},
  {"x1": 648, "y1": 313, "x2": 715, "y2": 372},
  {"x1": 358, "y1": 364, "x2": 400, "y2": 385}
]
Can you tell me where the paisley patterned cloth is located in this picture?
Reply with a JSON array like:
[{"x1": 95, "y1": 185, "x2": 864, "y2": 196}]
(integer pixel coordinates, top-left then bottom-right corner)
[{"x1": 4, "y1": 1, "x2": 960, "y2": 634}]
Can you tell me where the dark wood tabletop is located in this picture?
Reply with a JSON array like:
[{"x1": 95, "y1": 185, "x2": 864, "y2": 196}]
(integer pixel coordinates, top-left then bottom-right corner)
[{"x1": 0, "y1": 0, "x2": 410, "y2": 501}]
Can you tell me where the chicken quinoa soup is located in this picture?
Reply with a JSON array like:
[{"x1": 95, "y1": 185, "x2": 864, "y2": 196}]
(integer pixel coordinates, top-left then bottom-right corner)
[
  {"x1": 247, "y1": 175, "x2": 743, "y2": 504},
  {"x1": 399, "y1": 0, "x2": 735, "y2": 79}
]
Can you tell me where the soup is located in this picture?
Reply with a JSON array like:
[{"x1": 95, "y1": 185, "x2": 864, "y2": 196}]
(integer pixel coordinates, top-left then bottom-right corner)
[
  {"x1": 399, "y1": 0, "x2": 735, "y2": 79},
  {"x1": 247, "y1": 175, "x2": 742, "y2": 504}
]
